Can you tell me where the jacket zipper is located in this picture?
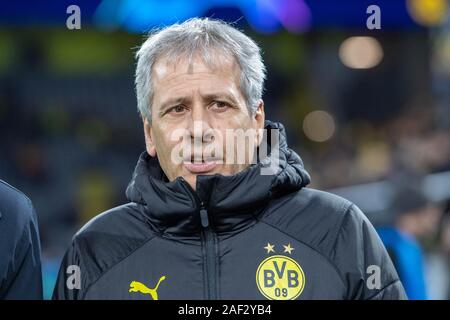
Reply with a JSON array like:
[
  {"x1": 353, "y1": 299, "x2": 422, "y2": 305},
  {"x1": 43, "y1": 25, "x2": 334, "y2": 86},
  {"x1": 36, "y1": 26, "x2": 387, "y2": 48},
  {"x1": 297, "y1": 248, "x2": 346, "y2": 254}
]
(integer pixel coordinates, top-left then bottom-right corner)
[
  {"x1": 199, "y1": 205, "x2": 218, "y2": 300},
  {"x1": 180, "y1": 177, "x2": 218, "y2": 300}
]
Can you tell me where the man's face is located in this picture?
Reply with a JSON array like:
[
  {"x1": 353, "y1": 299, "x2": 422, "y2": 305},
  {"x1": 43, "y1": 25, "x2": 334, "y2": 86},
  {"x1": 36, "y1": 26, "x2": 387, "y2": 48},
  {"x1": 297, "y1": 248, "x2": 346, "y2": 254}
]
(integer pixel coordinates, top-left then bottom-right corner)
[{"x1": 143, "y1": 53, "x2": 264, "y2": 190}]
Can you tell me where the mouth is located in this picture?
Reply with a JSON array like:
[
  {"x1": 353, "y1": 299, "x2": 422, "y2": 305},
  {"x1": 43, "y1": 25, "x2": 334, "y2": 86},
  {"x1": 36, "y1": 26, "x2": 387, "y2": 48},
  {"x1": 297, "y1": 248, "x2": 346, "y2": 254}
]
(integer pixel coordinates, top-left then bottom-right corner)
[{"x1": 183, "y1": 157, "x2": 220, "y2": 174}]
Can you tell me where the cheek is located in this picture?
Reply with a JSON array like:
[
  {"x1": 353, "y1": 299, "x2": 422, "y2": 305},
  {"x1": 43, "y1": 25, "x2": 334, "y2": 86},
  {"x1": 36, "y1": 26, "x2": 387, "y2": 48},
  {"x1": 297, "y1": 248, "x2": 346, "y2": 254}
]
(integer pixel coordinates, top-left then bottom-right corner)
[
  {"x1": 214, "y1": 111, "x2": 254, "y2": 132},
  {"x1": 153, "y1": 126, "x2": 180, "y2": 157},
  {"x1": 211, "y1": 115, "x2": 257, "y2": 159}
]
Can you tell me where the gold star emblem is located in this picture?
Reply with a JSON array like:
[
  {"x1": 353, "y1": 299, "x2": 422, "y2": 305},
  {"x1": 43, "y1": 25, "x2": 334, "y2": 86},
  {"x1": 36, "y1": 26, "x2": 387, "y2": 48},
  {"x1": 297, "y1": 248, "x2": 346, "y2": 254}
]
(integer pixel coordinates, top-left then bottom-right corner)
[
  {"x1": 283, "y1": 243, "x2": 294, "y2": 254},
  {"x1": 264, "y1": 243, "x2": 275, "y2": 254}
]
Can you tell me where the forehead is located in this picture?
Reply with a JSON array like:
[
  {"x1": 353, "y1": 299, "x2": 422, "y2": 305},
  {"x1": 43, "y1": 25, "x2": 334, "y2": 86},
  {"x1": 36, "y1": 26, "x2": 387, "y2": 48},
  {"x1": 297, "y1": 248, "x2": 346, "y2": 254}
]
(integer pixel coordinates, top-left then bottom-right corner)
[{"x1": 152, "y1": 52, "x2": 241, "y2": 89}]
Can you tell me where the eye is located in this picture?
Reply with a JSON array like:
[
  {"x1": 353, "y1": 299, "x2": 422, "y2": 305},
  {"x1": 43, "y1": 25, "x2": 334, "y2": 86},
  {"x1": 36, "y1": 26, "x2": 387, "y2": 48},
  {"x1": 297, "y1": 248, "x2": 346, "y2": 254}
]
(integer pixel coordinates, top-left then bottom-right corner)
[
  {"x1": 168, "y1": 105, "x2": 187, "y2": 115},
  {"x1": 211, "y1": 101, "x2": 231, "y2": 111}
]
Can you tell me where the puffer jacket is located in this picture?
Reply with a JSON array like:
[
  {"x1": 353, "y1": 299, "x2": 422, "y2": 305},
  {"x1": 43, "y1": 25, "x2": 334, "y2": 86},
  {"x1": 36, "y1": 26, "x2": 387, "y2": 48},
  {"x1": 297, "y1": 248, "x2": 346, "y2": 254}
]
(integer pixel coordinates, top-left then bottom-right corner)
[{"x1": 53, "y1": 120, "x2": 406, "y2": 300}]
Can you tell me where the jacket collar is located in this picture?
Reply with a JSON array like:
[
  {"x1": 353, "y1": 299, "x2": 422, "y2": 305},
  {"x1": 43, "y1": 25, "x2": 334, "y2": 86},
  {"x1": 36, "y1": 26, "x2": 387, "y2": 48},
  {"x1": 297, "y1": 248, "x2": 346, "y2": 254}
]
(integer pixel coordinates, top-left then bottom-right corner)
[{"x1": 126, "y1": 120, "x2": 311, "y2": 237}]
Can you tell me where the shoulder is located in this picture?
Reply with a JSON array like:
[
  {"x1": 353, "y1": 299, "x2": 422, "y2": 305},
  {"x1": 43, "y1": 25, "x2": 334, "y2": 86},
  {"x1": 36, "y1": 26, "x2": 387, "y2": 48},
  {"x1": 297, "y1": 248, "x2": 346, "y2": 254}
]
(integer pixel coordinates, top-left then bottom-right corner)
[
  {"x1": 262, "y1": 187, "x2": 356, "y2": 233},
  {"x1": 72, "y1": 202, "x2": 154, "y2": 252},
  {"x1": 0, "y1": 180, "x2": 40, "y2": 281},
  {"x1": 69, "y1": 202, "x2": 155, "y2": 261},
  {"x1": 75, "y1": 202, "x2": 147, "y2": 236},
  {"x1": 261, "y1": 187, "x2": 362, "y2": 254},
  {"x1": 0, "y1": 179, "x2": 37, "y2": 236}
]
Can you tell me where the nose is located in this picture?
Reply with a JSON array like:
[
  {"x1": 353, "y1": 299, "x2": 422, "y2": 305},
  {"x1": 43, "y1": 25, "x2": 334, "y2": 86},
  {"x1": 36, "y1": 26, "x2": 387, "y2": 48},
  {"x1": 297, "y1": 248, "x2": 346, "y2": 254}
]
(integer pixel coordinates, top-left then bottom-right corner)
[
  {"x1": 184, "y1": 103, "x2": 216, "y2": 162},
  {"x1": 186, "y1": 103, "x2": 214, "y2": 145}
]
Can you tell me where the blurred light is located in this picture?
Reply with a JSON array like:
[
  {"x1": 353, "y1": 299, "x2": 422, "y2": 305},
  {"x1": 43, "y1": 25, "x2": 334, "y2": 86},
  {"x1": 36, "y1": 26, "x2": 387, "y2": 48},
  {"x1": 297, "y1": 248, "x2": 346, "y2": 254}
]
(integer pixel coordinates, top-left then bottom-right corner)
[
  {"x1": 357, "y1": 142, "x2": 391, "y2": 180},
  {"x1": 407, "y1": 0, "x2": 448, "y2": 27},
  {"x1": 339, "y1": 36, "x2": 383, "y2": 69},
  {"x1": 303, "y1": 110, "x2": 335, "y2": 142},
  {"x1": 78, "y1": 170, "x2": 115, "y2": 224},
  {"x1": 433, "y1": 33, "x2": 450, "y2": 74},
  {"x1": 94, "y1": 0, "x2": 311, "y2": 34},
  {"x1": 271, "y1": 0, "x2": 311, "y2": 33}
]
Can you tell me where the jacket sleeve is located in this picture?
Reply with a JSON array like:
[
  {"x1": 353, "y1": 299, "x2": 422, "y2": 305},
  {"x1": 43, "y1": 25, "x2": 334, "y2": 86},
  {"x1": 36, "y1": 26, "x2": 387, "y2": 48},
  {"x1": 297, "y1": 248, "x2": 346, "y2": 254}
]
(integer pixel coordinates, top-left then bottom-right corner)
[
  {"x1": 331, "y1": 203, "x2": 408, "y2": 300},
  {"x1": 52, "y1": 240, "x2": 84, "y2": 300},
  {"x1": 1, "y1": 201, "x2": 43, "y2": 300}
]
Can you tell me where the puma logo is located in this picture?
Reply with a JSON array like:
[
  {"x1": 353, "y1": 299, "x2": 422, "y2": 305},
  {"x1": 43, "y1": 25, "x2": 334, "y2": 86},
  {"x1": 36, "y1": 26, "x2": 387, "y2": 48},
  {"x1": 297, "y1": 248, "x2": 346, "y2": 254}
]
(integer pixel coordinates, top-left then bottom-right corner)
[{"x1": 129, "y1": 276, "x2": 166, "y2": 300}]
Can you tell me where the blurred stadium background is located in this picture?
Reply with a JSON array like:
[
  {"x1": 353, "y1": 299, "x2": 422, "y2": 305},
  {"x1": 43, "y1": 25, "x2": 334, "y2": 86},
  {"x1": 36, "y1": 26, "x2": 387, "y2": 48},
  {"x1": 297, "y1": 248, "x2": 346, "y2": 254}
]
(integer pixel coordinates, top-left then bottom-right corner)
[{"x1": 0, "y1": 0, "x2": 449, "y2": 299}]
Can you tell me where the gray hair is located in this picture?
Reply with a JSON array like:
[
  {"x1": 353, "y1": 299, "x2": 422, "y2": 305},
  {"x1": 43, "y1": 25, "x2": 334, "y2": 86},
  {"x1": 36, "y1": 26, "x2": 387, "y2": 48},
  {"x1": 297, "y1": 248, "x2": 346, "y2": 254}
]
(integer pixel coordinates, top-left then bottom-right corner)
[{"x1": 135, "y1": 18, "x2": 267, "y2": 122}]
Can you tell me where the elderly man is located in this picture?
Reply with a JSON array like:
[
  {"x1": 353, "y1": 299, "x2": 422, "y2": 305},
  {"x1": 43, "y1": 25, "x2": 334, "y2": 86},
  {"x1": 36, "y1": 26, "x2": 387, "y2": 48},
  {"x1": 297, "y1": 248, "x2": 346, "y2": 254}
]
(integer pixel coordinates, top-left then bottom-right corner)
[{"x1": 53, "y1": 18, "x2": 406, "y2": 300}]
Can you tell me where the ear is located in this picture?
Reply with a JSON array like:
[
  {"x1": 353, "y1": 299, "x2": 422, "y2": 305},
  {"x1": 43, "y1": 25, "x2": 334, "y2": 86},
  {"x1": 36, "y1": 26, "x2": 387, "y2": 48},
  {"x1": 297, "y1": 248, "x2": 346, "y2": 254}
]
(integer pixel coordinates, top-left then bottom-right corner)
[
  {"x1": 253, "y1": 99, "x2": 265, "y2": 146},
  {"x1": 143, "y1": 117, "x2": 157, "y2": 157}
]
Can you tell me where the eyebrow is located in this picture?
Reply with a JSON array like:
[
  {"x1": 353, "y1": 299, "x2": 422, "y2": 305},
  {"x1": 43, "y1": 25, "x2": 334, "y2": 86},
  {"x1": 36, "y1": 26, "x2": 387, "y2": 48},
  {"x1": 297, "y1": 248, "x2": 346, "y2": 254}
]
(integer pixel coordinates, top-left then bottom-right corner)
[
  {"x1": 158, "y1": 92, "x2": 240, "y2": 116},
  {"x1": 201, "y1": 93, "x2": 239, "y2": 106},
  {"x1": 158, "y1": 97, "x2": 192, "y2": 116}
]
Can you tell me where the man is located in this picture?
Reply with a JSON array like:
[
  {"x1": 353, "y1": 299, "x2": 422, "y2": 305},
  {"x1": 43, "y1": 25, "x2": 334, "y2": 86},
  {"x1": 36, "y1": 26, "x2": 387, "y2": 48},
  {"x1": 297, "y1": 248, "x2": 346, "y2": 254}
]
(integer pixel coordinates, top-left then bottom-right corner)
[
  {"x1": 53, "y1": 18, "x2": 406, "y2": 300},
  {"x1": 0, "y1": 180, "x2": 43, "y2": 299}
]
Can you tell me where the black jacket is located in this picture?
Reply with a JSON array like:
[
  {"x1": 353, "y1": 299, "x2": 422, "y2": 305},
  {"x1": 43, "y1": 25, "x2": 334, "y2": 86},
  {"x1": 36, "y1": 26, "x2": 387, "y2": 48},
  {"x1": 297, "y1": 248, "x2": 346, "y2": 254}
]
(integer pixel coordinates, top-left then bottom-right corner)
[
  {"x1": 53, "y1": 121, "x2": 406, "y2": 300},
  {"x1": 0, "y1": 180, "x2": 43, "y2": 300}
]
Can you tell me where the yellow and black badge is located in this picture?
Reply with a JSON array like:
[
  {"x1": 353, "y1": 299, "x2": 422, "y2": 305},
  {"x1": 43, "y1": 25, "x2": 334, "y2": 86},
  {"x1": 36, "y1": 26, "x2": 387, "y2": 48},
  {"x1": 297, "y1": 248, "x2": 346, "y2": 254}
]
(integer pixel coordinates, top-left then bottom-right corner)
[{"x1": 256, "y1": 243, "x2": 305, "y2": 300}]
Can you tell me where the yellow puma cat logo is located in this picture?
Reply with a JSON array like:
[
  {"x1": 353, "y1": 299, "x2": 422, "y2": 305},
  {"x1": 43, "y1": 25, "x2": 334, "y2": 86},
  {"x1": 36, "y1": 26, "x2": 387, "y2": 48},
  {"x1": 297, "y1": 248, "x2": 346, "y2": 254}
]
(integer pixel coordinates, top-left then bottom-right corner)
[{"x1": 128, "y1": 276, "x2": 166, "y2": 300}]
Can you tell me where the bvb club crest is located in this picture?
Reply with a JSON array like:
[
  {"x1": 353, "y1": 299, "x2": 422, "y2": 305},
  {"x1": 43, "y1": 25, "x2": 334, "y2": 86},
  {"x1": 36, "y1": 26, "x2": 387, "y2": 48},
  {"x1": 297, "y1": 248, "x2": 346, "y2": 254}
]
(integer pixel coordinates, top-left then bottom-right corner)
[{"x1": 256, "y1": 243, "x2": 305, "y2": 300}]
